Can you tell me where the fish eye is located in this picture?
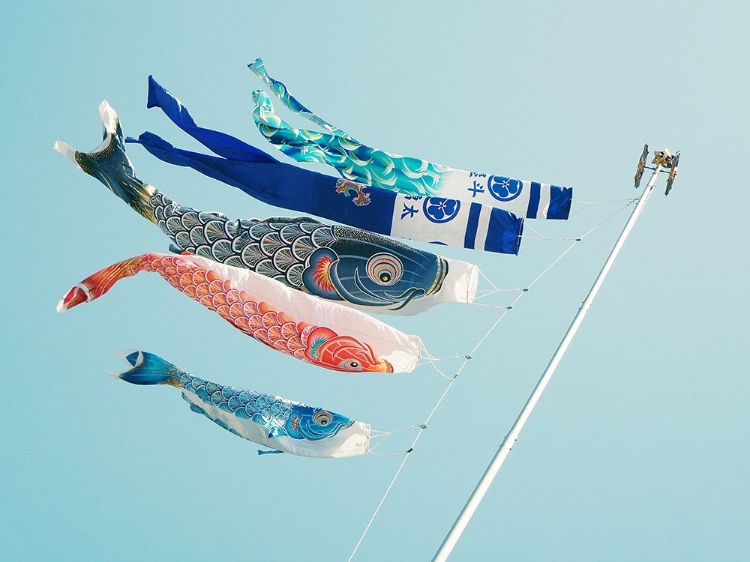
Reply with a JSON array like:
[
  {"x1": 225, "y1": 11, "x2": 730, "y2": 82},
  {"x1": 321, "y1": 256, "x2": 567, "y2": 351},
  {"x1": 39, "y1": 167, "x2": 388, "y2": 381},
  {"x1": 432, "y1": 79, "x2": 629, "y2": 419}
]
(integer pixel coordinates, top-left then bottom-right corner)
[
  {"x1": 366, "y1": 253, "x2": 403, "y2": 286},
  {"x1": 339, "y1": 359, "x2": 363, "y2": 371},
  {"x1": 313, "y1": 411, "x2": 333, "y2": 426}
]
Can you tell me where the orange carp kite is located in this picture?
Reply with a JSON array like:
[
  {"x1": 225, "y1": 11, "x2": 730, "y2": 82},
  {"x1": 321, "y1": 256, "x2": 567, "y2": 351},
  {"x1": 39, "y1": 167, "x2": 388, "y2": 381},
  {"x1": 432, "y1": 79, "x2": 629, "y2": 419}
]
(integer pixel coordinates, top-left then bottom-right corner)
[{"x1": 59, "y1": 252, "x2": 421, "y2": 373}]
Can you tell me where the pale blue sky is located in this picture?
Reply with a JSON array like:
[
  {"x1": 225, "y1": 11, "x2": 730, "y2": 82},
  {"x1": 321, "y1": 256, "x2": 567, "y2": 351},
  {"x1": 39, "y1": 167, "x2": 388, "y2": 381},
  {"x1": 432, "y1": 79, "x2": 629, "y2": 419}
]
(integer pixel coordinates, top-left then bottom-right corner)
[{"x1": 1, "y1": 2, "x2": 748, "y2": 560}]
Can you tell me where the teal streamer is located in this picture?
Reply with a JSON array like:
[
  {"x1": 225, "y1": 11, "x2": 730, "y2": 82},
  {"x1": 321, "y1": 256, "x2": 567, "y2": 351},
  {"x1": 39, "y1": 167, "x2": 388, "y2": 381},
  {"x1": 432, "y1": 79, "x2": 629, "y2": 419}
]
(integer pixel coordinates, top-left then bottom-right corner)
[
  {"x1": 251, "y1": 89, "x2": 446, "y2": 197},
  {"x1": 249, "y1": 58, "x2": 346, "y2": 136}
]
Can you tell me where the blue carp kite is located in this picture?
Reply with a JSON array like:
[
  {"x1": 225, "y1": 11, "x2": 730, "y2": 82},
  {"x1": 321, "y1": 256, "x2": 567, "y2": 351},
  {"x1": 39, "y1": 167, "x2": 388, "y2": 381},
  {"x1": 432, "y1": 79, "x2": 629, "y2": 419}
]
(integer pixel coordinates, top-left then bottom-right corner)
[
  {"x1": 125, "y1": 77, "x2": 525, "y2": 254},
  {"x1": 247, "y1": 58, "x2": 573, "y2": 220},
  {"x1": 113, "y1": 350, "x2": 370, "y2": 457},
  {"x1": 55, "y1": 102, "x2": 478, "y2": 315}
]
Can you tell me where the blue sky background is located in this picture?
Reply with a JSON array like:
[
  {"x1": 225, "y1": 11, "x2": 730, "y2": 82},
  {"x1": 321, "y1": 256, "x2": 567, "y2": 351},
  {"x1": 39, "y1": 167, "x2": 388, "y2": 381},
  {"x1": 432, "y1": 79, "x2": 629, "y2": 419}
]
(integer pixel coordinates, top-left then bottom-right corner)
[{"x1": 2, "y1": 2, "x2": 748, "y2": 560}]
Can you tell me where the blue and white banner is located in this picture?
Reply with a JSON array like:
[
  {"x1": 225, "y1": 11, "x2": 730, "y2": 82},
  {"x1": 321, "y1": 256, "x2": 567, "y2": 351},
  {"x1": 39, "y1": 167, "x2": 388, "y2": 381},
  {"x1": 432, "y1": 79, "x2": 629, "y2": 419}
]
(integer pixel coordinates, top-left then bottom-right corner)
[
  {"x1": 389, "y1": 194, "x2": 525, "y2": 253},
  {"x1": 434, "y1": 175, "x2": 573, "y2": 220}
]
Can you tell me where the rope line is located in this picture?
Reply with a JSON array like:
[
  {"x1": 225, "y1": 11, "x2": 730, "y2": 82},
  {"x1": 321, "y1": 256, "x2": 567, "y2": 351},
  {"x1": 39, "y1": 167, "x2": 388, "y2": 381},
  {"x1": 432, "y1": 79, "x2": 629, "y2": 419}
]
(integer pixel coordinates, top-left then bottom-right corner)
[
  {"x1": 368, "y1": 425, "x2": 426, "y2": 455},
  {"x1": 347, "y1": 199, "x2": 636, "y2": 561},
  {"x1": 574, "y1": 196, "x2": 638, "y2": 205},
  {"x1": 347, "y1": 352, "x2": 475, "y2": 561},
  {"x1": 578, "y1": 199, "x2": 636, "y2": 240}
]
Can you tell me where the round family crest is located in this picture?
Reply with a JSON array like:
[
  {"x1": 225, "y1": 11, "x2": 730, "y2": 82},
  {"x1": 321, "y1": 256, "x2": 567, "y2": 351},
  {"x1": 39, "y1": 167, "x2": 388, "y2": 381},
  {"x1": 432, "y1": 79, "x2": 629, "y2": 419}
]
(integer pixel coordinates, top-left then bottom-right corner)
[
  {"x1": 487, "y1": 176, "x2": 523, "y2": 202},
  {"x1": 423, "y1": 197, "x2": 461, "y2": 223}
]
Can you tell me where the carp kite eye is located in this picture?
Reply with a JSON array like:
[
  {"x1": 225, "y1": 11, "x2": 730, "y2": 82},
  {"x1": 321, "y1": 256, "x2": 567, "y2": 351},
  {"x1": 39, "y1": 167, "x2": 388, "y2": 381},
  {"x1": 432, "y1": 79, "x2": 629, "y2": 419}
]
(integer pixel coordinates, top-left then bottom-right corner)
[
  {"x1": 313, "y1": 411, "x2": 333, "y2": 426},
  {"x1": 366, "y1": 253, "x2": 403, "y2": 286},
  {"x1": 339, "y1": 359, "x2": 362, "y2": 371}
]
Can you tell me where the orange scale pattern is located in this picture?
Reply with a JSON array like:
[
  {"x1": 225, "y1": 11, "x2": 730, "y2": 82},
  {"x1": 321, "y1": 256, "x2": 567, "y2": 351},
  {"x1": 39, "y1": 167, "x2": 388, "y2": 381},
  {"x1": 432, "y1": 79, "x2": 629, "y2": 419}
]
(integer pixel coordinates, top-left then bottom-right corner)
[{"x1": 138, "y1": 253, "x2": 394, "y2": 373}]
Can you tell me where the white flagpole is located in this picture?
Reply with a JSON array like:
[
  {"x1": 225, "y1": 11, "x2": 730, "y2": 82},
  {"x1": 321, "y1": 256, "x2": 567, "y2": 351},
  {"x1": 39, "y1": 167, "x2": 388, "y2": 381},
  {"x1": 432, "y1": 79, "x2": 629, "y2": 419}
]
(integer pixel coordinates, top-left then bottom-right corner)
[{"x1": 433, "y1": 158, "x2": 666, "y2": 562}]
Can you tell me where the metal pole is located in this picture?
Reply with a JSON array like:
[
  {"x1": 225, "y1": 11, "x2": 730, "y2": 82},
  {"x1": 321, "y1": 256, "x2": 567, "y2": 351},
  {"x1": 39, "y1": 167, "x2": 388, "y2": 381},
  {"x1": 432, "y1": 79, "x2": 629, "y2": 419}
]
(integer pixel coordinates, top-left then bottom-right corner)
[{"x1": 433, "y1": 163, "x2": 664, "y2": 561}]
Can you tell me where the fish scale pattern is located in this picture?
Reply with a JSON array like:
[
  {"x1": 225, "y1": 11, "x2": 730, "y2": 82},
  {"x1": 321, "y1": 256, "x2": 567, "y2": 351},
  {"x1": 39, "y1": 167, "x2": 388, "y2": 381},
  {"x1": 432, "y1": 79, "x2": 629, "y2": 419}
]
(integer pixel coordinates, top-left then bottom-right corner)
[
  {"x1": 180, "y1": 372, "x2": 293, "y2": 433},
  {"x1": 178, "y1": 372, "x2": 354, "y2": 442},
  {"x1": 138, "y1": 253, "x2": 391, "y2": 373},
  {"x1": 150, "y1": 192, "x2": 334, "y2": 290}
]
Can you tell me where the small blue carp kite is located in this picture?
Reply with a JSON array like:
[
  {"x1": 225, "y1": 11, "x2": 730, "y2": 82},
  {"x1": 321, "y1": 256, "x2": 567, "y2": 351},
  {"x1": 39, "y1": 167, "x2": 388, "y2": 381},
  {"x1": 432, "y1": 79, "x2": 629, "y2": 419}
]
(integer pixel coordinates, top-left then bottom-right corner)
[
  {"x1": 113, "y1": 350, "x2": 370, "y2": 458},
  {"x1": 126, "y1": 78, "x2": 525, "y2": 254},
  {"x1": 247, "y1": 58, "x2": 573, "y2": 220}
]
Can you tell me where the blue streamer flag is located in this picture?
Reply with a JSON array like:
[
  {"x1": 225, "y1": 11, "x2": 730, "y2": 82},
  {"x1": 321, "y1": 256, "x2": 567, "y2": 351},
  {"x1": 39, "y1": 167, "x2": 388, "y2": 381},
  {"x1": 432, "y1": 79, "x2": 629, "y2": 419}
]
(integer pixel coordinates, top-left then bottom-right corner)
[
  {"x1": 247, "y1": 58, "x2": 573, "y2": 220},
  {"x1": 113, "y1": 350, "x2": 370, "y2": 457},
  {"x1": 125, "y1": 77, "x2": 524, "y2": 255}
]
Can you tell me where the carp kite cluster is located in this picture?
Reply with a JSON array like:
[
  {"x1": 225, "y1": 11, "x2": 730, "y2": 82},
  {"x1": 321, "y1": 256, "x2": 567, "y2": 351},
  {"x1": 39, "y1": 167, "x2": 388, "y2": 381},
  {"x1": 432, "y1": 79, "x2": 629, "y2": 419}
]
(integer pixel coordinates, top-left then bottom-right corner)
[{"x1": 56, "y1": 61, "x2": 573, "y2": 457}]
